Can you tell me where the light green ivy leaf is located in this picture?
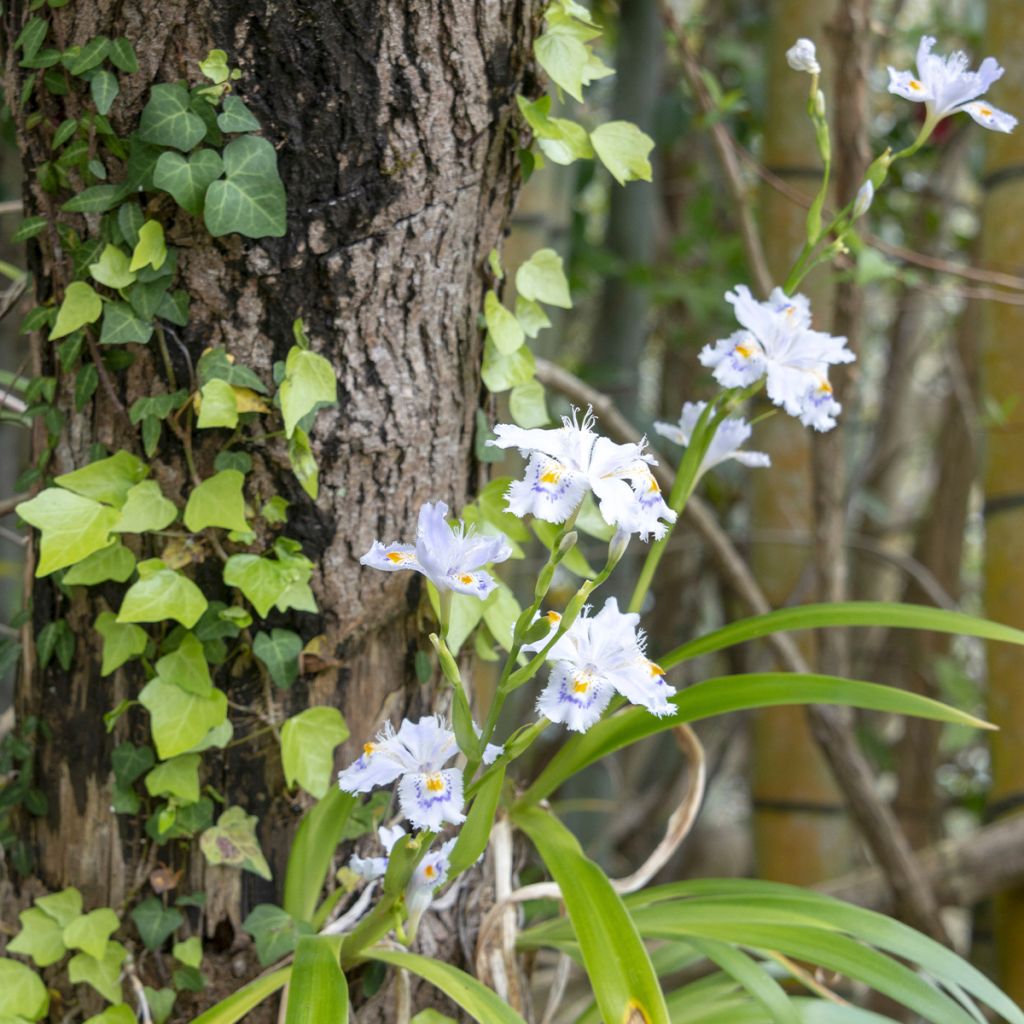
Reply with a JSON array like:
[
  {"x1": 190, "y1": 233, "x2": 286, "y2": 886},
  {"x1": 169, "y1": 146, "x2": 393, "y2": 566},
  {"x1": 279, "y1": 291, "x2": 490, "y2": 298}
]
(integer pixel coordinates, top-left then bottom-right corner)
[
  {"x1": 484, "y1": 290, "x2": 524, "y2": 355},
  {"x1": 67, "y1": 940, "x2": 126, "y2": 1005},
  {"x1": 82, "y1": 1005, "x2": 136, "y2": 1024},
  {"x1": 117, "y1": 560, "x2": 208, "y2": 628},
  {"x1": 154, "y1": 632, "x2": 212, "y2": 697},
  {"x1": 288, "y1": 427, "x2": 319, "y2": 500},
  {"x1": 64, "y1": 542, "x2": 136, "y2": 585},
  {"x1": 204, "y1": 135, "x2": 287, "y2": 239},
  {"x1": 62, "y1": 907, "x2": 119, "y2": 961},
  {"x1": 515, "y1": 295, "x2": 551, "y2": 338},
  {"x1": 35, "y1": 887, "x2": 83, "y2": 927},
  {"x1": 7, "y1": 907, "x2": 68, "y2": 967},
  {"x1": 200, "y1": 806, "x2": 272, "y2": 880},
  {"x1": 144, "y1": 753, "x2": 201, "y2": 804},
  {"x1": 196, "y1": 378, "x2": 238, "y2": 429},
  {"x1": 0, "y1": 958, "x2": 49, "y2": 1020},
  {"x1": 515, "y1": 248, "x2": 572, "y2": 309},
  {"x1": 95, "y1": 612, "x2": 148, "y2": 676},
  {"x1": 138, "y1": 677, "x2": 227, "y2": 759},
  {"x1": 129, "y1": 220, "x2": 167, "y2": 273},
  {"x1": 534, "y1": 26, "x2": 588, "y2": 101},
  {"x1": 280, "y1": 706, "x2": 349, "y2": 798},
  {"x1": 113, "y1": 480, "x2": 178, "y2": 533},
  {"x1": 89, "y1": 244, "x2": 136, "y2": 289},
  {"x1": 16, "y1": 489, "x2": 119, "y2": 576},
  {"x1": 590, "y1": 120, "x2": 654, "y2": 186},
  {"x1": 55, "y1": 450, "x2": 148, "y2": 507},
  {"x1": 509, "y1": 380, "x2": 549, "y2": 428},
  {"x1": 50, "y1": 281, "x2": 102, "y2": 339},
  {"x1": 223, "y1": 545, "x2": 316, "y2": 619},
  {"x1": 481, "y1": 336, "x2": 536, "y2": 393},
  {"x1": 184, "y1": 469, "x2": 249, "y2": 534},
  {"x1": 279, "y1": 346, "x2": 337, "y2": 438}
]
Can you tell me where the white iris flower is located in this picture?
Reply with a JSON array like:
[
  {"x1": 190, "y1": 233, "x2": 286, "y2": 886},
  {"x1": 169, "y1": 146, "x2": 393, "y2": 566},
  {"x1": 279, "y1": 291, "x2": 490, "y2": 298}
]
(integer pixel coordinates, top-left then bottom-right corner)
[
  {"x1": 487, "y1": 407, "x2": 677, "y2": 541},
  {"x1": 888, "y1": 36, "x2": 1017, "y2": 134},
  {"x1": 349, "y1": 824, "x2": 456, "y2": 921},
  {"x1": 361, "y1": 501, "x2": 512, "y2": 599},
  {"x1": 699, "y1": 286, "x2": 855, "y2": 432},
  {"x1": 654, "y1": 401, "x2": 770, "y2": 475},
  {"x1": 525, "y1": 598, "x2": 675, "y2": 732},
  {"x1": 786, "y1": 38, "x2": 820, "y2": 75},
  {"x1": 337, "y1": 715, "x2": 466, "y2": 831}
]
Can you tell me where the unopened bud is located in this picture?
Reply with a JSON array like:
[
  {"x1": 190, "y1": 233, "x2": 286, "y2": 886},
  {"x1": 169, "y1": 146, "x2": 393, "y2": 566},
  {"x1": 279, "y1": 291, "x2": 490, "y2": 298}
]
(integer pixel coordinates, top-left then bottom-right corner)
[
  {"x1": 814, "y1": 89, "x2": 826, "y2": 119},
  {"x1": 786, "y1": 38, "x2": 820, "y2": 75},
  {"x1": 428, "y1": 633, "x2": 461, "y2": 687},
  {"x1": 852, "y1": 180, "x2": 874, "y2": 219},
  {"x1": 608, "y1": 527, "x2": 631, "y2": 569},
  {"x1": 866, "y1": 149, "x2": 892, "y2": 188},
  {"x1": 555, "y1": 530, "x2": 579, "y2": 561}
]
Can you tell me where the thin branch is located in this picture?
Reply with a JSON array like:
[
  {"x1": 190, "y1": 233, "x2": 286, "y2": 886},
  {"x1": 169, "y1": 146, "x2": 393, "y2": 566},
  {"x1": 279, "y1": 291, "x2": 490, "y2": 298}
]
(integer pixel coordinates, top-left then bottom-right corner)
[{"x1": 535, "y1": 357, "x2": 952, "y2": 943}]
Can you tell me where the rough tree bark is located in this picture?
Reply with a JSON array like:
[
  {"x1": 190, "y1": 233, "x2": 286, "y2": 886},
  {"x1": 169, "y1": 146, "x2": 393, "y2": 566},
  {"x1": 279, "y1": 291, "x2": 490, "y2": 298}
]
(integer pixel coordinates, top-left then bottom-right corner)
[{"x1": 3, "y1": 0, "x2": 536, "y2": 1014}]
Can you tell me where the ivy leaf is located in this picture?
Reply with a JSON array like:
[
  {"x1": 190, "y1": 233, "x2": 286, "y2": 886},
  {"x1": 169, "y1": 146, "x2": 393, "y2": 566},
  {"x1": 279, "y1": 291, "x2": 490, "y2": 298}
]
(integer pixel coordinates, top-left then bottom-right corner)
[
  {"x1": 111, "y1": 741, "x2": 155, "y2": 786},
  {"x1": 0, "y1": 957, "x2": 49, "y2": 1020},
  {"x1": 184, "y1": 469, "x2": 249, "y2": 534},
  {"x1": 288, "y1": 426, "x2": 319, "y2": 500},
  {"x1": 515, "y1": 248, "x2": 572, "y2": 309},
  {"x1": 279, "y1": 346, "x2": 337, "y2": 438},
  {"x1": 37, "y1": 619, "x2": 74, "y2": 671},
  {"x1": 242, "y1": 905, "x2": 313, "y2": 966},
  {"x1": 534, "y1": 28, "x2": 588, "y2": 101},
  {"x1": 118, "y1": 559, "x2": 208, "y2": 628},
  {"x1": 217, "y1": 95, "x2": 261, "y2": 133},
  {"x1": 590, "y1": 121, "x2": 655, "y2": 185},
  {"x1": 36, "y1": 887, "x2": 83, "y2": 927},
  {"x1": 83, "y1": 1005, "x2": 136, "y2": 1024},
  {"x1": 144, "y1": 753, "x2": 201, "y2": 804},
  {"x1": 280, "y1": 706, "x2": 349, "y2": 798},
  {"x1": 108, "y1": 38, "x2": 138, "y2": 73},
  {"x1": 253, "y1": 628, "x2": 302, "y2": 688},
  {"x1": 199, "y1": 49, "x2": 231, "y2": 85},
  {"x1": 481, "y1": 336, "x2": 536, "y2": 393},
  {"x1": 55, "y1": 450, "x2": 148, "y2": 507},
  {"x1": 515, "y1": 295, "x2": 551, "y2": 338},
  {"x1": 16, "y1": 489, "x2": 119, "y2": 576},
  {"x1": 50, "y1": 281, "x2": 102, "y2": 339},
  {"x1": 138, "y1": 83, "x2": 206, "y2": 152},
  {"x1": 200, "y1": 806, "x2": 272, "y2": 880},
  {"x1": 131, "y1": 898, "x2": 183, "y2": 951},
  {"x1": 89, "y1": 244, "x2": 136, "y2": 289},
  {"x1": 509, "y1": 380, "x2": 549, "y2": 428},
  {"x1": 12, "y1": 216, "x2": 47, "y2": 243},
  {"x1": 62, "y1": 907, "x2": 119, "y2": 961},
  {"x1": 90, "y1": 70, "x2": 119, "y2": 116},
  {"x1": 99, "y1": 301, "x2": 153, "y2": 346},
  {"x1": 224, "y1": 547, "x2": 316, "y2": 619},
  {"x1": 15, "y1": 17, "x2": 48, "y2": 61},
  {"x1": 138, "y1": 677, "x2": 227, "y2": 759},
  {"x1": 483, "y1": 291, "x2": 524, "y2": 355},
  {"x1": 153, "y1": 149, "x2": 224, "y2": 216},
  {"x1": 95, "y1": 612, "x2": 148, "y2": 675},
  {"x1": 197, "y1": 347, "x2": 269, "y2": 393},
  {"x1": 67, "y1": 940, "x2": 126, "y2": 1004},
  {"x1": 196, "y1": 378, "x2": 238, "y2": 429},
  {"x1": 173, "y1": 936, "x2": 203, "y2": 969},
  {"x1": 61, "y1": 183, "x2": 129, "y2": 214},
  {"x1": 144, "y1": 987, "x2": 176, "y2": 1024},
  {"x1": 204, "y1": 135, "x2": 287, "y2": 239},
  {"x1": 129, "y1": 220, "x2": 167, "y2": 273},
  {"x1": 66, "y1": 36, "x2": 109, "y2": 76},
  {"x1": 8, "y1": 907, "x2": 68, "y2": 967},
  {"x1": 113, "y1": 480, "x2": 178, "y2": 533},
  {"x1": 64, "y1": 541, "x2": 136, "y2": 585},
  {"x1": 154, "y1": 632, "x2": 212, "y2": 697}
]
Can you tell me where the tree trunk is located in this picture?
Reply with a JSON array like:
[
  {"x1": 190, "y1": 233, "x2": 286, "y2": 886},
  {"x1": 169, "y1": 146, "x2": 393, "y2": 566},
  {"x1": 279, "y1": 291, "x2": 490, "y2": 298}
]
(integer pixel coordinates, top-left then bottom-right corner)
[{"x1": 3, "y1": 0, "x2": 535, "y2": 1007}]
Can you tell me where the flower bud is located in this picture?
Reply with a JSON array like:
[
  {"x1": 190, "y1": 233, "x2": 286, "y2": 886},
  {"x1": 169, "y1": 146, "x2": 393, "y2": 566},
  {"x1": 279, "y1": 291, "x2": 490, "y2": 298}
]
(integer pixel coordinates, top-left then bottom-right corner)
[
  {"x1": 852, "y1": 180, "x2": 874, "y2": 219},
  {"x1": 786, "y1": 38, "x2": 821, "y2": 75},
  {"x1": 428, "y1": 633, "x2": 461, "y2": 687},
  {"x1": 555, "y1": 530, "x2": 579, "y2": 561},
  {"x1": 607, "y1": 527, "x2": 630, "y2": 569},
  {"x1": 814, "y1": 89, "x2": 826, "y2": 119}
]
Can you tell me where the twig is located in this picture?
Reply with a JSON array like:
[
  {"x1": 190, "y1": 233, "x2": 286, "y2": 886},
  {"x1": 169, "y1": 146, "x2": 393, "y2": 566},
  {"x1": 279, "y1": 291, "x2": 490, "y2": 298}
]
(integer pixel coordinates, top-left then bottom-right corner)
[
  {"x1": 534, "y1": 357, "x2": 953, "y2": 943},
  {"x1": 125, "y1": 955, "x2": 154, "y2": 1024},
  {"x1": 0, "y1": 493, "x2": 29, "y2": 518}
]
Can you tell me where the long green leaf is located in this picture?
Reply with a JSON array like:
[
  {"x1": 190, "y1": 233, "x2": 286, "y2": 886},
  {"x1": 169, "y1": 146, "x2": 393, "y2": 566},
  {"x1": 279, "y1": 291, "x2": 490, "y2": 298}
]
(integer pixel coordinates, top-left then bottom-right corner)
[
  {"x1": 192, "y1": 967, "x2": 290, "y2": 1023},
  {"x1": 513, "y1": 804, "x2": 669, "y2": 1024},
  {"x1": 687, "y1": 938, "x2": 799, "y2": 1024},
  {"x1": 623, "y1": 911, "x2": 977, "y2": 1024},
  {"x1": 627, "y1": 880, "x2": 1022, "y2": 1024},
  {"x1": 284, "y1": 789, "x2": 355, "y2": 924},
  {"x1": 659, "y1": 602, "x2": 1024, "y2": 669},
  {"x1": 285, "y1": 935, "x2": 348, "y2": 1024},
  {"x1": 521, "y1": 673, "x2": 992, "y2": 805},
  {"x1": 367, "y1": 948, "x2": 528, "y2": 1023},
  {"x1": 449, "y1": 764, "x2": 505, "y2": 877}
]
